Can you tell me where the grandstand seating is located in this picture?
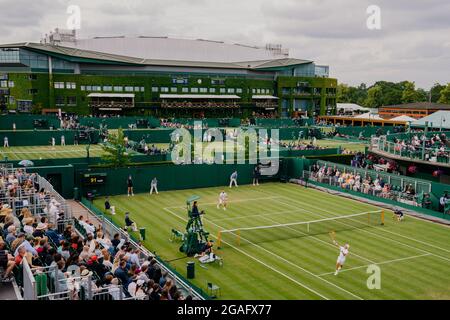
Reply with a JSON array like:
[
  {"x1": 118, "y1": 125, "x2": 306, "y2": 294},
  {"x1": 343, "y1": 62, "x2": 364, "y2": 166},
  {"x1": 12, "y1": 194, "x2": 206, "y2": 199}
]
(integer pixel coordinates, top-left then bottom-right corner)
[{"x1": 0, "y1": 165, "x2": 197, "y2": 300}]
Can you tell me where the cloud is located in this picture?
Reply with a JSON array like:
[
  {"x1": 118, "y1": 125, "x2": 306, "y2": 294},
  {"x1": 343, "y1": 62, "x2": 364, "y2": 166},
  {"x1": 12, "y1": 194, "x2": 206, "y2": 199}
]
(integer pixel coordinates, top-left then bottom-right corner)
[{"x1": 0, "y1": 0, "x2": 449, "y2": 88}]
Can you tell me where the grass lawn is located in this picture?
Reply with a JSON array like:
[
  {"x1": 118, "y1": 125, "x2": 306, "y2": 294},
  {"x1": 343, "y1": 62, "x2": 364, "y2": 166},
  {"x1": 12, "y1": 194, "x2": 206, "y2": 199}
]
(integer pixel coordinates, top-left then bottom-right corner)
[
  {"x1": 93, "y1": 182, "x2": 450, "y2": 300},
  {"x1": 282, "y1": 139, "x2": 368, "y2": 153},
  {"x1": 0, "y1": 145, "x2": 106, "y2": 160},
  {"x1": 0, "y1": 143, "x2": 171, "y2": 161}
]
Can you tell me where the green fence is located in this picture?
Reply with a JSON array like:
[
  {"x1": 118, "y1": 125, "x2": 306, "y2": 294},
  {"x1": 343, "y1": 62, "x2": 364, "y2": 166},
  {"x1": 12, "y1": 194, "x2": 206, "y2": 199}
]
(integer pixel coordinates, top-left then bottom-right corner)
[
  {"x1": 30, "y1": 165, "x2": 75, "y2": 199},
  {"x1": 77, "y1": 162, "x2": 280, "y2": 197},
  {"x1": 78, "y1": 117, "x2": 160, "y2": 129},
  {"x1": 173, "y1": 118, "x2": 241, "y2": 127},
  {"x1": 335, "y1": 126, "x2": 403, "y2": 138},
  {"x1": 255, "y1": 118, "x2": 314, "y2": 127},
  {"x1": 0, "y1": 115, "x2": 61, "y2": 130},
  {"x1": 123, "y1": 129, "x2": 177, "y2": 143}
]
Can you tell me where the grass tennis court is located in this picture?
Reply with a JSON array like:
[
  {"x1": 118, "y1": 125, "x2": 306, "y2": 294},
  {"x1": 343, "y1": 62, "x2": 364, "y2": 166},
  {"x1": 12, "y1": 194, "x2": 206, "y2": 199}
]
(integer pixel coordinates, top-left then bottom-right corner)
[
  {"x1": 0, "y1": 145, "x2": 106, "y2": 160},
  {"x1": 0, "y1": 144, "x2": 168, "y2": 161},
  {"x1": 93, "y1": 182, "x2": 450, "y2": 300}
]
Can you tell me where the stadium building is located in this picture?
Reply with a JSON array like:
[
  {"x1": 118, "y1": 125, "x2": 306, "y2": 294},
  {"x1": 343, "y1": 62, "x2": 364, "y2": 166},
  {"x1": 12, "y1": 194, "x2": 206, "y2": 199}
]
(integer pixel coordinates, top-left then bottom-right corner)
[{"x1": 0, "y1": 29, "x2": 337, "y2": 118}]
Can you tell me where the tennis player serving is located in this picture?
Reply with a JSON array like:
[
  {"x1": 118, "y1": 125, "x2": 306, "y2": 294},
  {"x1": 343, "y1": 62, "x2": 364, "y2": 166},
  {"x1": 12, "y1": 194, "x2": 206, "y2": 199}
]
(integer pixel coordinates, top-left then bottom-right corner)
[{"x1": 330, "y1": 232, "x2": 350, "y2": 276}]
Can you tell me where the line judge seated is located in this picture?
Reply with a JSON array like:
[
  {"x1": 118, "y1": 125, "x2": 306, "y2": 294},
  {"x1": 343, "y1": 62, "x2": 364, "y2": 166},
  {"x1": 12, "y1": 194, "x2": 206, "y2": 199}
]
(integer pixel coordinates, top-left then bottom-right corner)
[{"x1": 124, "y1": 212, "x2": 138, "y2": 232}]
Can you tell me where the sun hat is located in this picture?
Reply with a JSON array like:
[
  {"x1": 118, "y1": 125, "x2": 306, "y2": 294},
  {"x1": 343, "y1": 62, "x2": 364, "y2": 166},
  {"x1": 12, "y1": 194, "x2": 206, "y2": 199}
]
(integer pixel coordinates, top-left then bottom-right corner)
[
  {"x1": 36, "y1": 223, "x2": 47, "y2": 231},
  {"x1": 80, "y1": 269, "x2": 93, "y2": 277}
]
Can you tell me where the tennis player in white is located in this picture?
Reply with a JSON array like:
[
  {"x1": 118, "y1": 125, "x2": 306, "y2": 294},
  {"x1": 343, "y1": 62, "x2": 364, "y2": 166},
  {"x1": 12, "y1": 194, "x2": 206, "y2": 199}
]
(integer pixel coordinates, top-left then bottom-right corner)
[
  {"x1": 332, "y1": 239, "x2": 350, "y2": 275},
  {"x1": 217, "y1": 190, "x2": 228, "y2": 210}
]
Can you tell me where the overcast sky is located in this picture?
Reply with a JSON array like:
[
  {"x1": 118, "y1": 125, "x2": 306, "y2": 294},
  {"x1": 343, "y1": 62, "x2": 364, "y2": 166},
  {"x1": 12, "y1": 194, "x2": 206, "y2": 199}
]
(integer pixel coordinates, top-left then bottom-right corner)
[{"x1": 1, "y1": 0, "x2": 449, "y2": 89}]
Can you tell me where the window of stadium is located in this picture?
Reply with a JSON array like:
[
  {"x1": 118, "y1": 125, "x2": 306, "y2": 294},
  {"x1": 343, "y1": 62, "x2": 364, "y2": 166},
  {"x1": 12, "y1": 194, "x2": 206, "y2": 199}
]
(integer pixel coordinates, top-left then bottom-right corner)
[
  {"x1": 9, "y1": 96, "x2": 15, "y2": 105},
  {"x1": 8, "y1": 81, "x2": 14, "y2": 87},
  {"x1": 125, "y1": 86, "x2": 134, "y2": 92},
  {"x1": 114, "y1": 86, "x2": 123, "y2": 92},
  {"x1": 16, "y1": 100, "x2": 32, "y2": 112},
  {"x1": 134, "y1": 86, "x2": 140, "y2": 92},
  {"x1": 55, "y1": 95, "x2": 65, "y2": 106},
  {"x1": 219, "y1": 88, "x2": 226, "y2": 93},
  {"x1": 161, "y1": 87, "x2": 169, "y2": 92},
  {"x1": 80, "y1": 86, "x2": 85, "y2": 91},
  {"x1": 200, "y1": 87, "x2": 207, "y2": 93},
  {"x1": 67, "y1": 96, "x2": 77, "y2": 105},
  {"x1": 93, "y1": 86, "x2": 102, "y2": 91},
  {"x1": 103, "y1": 85, "x2": 113, "y2": 91},
  {"x1": 211, "y1": 79, "x2": 225, "y2": 85},
  {"x1": 209, "y1": 87, "x2": 216, "y2": 93},
  {"x1": 236, "y1": 88, "x2": 242, "y2": 94},
  {"x1": 0, "y1": 80, "x2": 6, "y2": 87},
  {"x1": 152, "y1": 87, "x2": 158, "y2": 92},
  {"x1": 66, "y1": 82, "x2": 76, "y2": 89},
  {"x1": 182, "y1": 87, "x2": 189, "y2": 93},
  {"x1": 54, "y1": 82, "x2": 64, "y2": 89},
  {"x1": 170, "y1": 87, "x2": 178, "y2": 93},
  {"x1": 140, "y1": 87, "x2": 145, "y2": 92},
  {"x1": 191, "y1": 87, "x2": 199, "y2": 93}
]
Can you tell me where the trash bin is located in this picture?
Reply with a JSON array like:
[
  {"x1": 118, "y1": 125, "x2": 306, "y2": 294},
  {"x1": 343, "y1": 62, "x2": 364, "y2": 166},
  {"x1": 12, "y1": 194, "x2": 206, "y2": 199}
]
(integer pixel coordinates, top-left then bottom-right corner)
[
  {"x1": 73, "y1": 187, "x2": 79, "y2": 201},
  {"x1": 139, "y1": 227, "x2": 146, "y2": 241},
  {"x1": 186, "y1": 261, "x2": 195, "y2": 279}
]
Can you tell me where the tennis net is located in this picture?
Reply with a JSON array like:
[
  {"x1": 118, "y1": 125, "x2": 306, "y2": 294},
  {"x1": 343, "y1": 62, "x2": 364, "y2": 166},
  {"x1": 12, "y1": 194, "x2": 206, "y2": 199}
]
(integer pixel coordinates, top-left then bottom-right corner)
[{"x1": 216, "y1": 210, "x2": 384, "y2": 248}]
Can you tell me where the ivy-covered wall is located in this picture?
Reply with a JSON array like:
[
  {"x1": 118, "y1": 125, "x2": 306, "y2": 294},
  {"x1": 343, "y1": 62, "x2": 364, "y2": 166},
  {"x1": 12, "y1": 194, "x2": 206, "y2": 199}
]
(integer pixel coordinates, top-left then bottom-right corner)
[
  {"x1": 277, "y1": 76, "x2": 337, "y2": 116},
  {"x1": 2, "y1": 71, "x2": 337, "y2": 116}
]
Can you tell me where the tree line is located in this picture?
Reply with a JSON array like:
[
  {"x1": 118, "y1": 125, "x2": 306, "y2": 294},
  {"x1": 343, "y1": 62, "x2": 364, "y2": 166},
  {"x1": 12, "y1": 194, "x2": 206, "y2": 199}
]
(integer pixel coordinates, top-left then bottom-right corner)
[{"x1": 337, "y1": 81, "x2": 450, "y2": 108}]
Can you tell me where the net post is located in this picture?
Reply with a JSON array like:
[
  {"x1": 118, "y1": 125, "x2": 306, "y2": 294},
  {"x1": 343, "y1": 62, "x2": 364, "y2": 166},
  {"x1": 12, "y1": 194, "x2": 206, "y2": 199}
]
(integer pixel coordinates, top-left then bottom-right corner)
[
  {"x1": 237, "y1": 230, "x2": 240, "y2": 246},
  {"x1": 368, "y1": 211, "x2": 370, "y2": 225},
  {"x1": 381, "y1": 210, "x2": 385, "y2": 225}
]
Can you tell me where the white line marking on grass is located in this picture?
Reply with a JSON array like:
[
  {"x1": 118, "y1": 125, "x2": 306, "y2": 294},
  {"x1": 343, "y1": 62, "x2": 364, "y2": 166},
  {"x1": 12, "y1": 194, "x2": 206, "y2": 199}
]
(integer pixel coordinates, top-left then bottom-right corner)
[
  {"x1": 272, "y1": 192, "x2": 450, "y2": 264},
  {"x1": 164, "y1": 196, "x2": 283, "y2": 209},
  {"x1": 162, "y1": 206, "x2": 330, "y2": 300},
  {"x1": 309, "y1": 184, "x2": 450, "y2": 232},
  {"x1": 209, "y1": 208, "x2": 307, "y2": 223},
  {"x1": 306, "y1": 184, "x2": 450, "y2": 230},
  {"x1": 201, "y1": 213, "x2": 365, "y2": 300},
  {"x1": 256, "y1": 214, "x2": 376, "y2": 264},
  {"x1": 316, "y1": 253, "x2": 431, "y2": 277}
]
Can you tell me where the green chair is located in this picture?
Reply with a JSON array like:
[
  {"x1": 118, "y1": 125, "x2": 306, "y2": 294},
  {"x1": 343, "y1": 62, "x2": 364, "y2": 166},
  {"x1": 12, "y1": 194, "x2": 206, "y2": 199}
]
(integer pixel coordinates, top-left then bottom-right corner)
[{"x1": 207, "y1": 282, "x2": 221, "y2": 298}]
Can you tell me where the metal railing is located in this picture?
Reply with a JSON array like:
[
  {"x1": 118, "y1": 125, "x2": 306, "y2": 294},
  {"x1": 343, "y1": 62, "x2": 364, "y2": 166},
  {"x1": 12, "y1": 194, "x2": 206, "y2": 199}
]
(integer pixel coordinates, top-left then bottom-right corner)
[
  {"x1": 303, "y1": 170, "x2": 423, "y2": 208},
  {"x1": 37, "y1": 175, "x2": 72, "y2": 220},
  {"x1": 80, "y1": 198, "x2": 207, "y2": 300},
  {"x1": 314, "y1": 160, "x2": 432, "y2": 194},
  {"x1": 375, "y1": 137, "x2": 450, "y2": 164}
]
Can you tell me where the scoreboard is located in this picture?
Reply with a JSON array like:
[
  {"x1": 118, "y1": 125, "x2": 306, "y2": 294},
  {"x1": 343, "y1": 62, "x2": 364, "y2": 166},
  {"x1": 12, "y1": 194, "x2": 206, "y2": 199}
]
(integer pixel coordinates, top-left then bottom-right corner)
[{"x1": 82, "y1": 173, "x2": 107, "y2": 186}]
